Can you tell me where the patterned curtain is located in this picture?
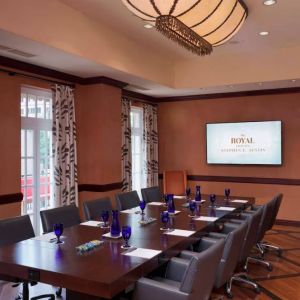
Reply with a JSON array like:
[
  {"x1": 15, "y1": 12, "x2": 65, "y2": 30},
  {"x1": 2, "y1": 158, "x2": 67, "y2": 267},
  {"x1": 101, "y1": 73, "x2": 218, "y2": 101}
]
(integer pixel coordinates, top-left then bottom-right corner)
[
  {"x1": 121, "y1": 97, "x2": 132, "y2": 192},
  {"x1": 142, "y1": 103, "x2": 158, "y2": 187},
  {"x1": 52, "y1": 84, "x2": 78, "y2": 206}
]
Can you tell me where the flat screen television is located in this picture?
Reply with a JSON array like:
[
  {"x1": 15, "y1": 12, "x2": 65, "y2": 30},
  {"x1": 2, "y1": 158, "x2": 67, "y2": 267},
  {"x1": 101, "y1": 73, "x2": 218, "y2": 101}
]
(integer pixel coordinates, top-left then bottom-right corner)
[{"x1": 206, "y1": 121, "x2": 282, "y2": 165}]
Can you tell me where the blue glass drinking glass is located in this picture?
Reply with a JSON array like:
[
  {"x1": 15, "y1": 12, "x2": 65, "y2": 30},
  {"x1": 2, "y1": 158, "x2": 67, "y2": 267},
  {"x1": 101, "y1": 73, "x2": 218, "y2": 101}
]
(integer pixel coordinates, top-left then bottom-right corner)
[
  {"x1": 139, "y1": 200, "x2": 146, "y2": 215},
  {"x1": 53, "y1": 223, "x2": 64, "y2": 244},
  {"x1": 110, "y1": 210, "x2": 121, "y2": 237},
  {"x1": 189, "y1": 200, "x2": 196, "y2": 217},
  {"x1": 210, "y1": 194, "x2": 216, "y2": 208},
  {"x1": 160, "y1": 211, "x2": 169, "y2": 231},
  {"x1": 185, "y1": 187, "x2": 191, "y2": 199},
  {"x1": 167, "y1": 194, "x2": 175, "y2": 213},
  {"x1": 101, "y1": 210, "x2": 109, "y2": 228},
  {"x1": 225, "y1": 188, "x2": 231, "y2": 200},
  {"x1": 164, "y1": 194, "x2": 169, "y2": 206},
  {"x1": 121, "y1": 226, "x2": 132, "y2": 249},
  {"x1": 195, "y1": 185, "x2": 201, "y2": 202}
]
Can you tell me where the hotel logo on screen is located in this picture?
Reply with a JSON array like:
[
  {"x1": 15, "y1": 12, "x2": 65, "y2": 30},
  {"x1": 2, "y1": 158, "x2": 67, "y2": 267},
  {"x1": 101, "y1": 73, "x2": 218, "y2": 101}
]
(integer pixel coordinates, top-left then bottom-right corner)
[{"x1": 231, "y1": 134, "x2": 254, "y2": 145}]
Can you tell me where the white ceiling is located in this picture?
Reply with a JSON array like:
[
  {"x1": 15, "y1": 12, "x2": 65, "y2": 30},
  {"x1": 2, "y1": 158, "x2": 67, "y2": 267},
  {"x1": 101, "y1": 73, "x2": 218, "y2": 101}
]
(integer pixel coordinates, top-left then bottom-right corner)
[{"x1": 0, "y1": 0, "x2": 299, "y2": 97}]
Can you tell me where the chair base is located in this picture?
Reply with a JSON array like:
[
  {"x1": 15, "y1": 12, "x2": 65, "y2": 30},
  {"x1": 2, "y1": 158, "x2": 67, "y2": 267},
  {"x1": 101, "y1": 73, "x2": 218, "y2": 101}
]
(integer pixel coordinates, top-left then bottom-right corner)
[
  {"x1": 231, "y1": 273, "x2": 261, "y2": 293},
  {"x1": 260, "y1": 242, "x2": 283, "y2": 257},
  {"x1": 15, "y1": 282, "x2": 55, "y2": 300},
  {"x1": 245, "y1": 256, "x2": 273, "y2": 272}
]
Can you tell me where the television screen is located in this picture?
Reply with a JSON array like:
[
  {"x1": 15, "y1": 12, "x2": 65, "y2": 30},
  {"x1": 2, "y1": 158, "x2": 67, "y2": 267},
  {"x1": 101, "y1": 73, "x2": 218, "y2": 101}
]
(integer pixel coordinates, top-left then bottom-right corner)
[{"x1": 206, "y1": 121, "x2": 282, "y2": 165}]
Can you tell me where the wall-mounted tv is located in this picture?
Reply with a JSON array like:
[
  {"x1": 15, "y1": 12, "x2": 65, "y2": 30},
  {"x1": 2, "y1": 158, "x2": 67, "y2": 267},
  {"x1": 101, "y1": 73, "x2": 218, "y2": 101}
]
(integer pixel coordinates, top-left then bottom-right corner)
[{"x1": 206, "y1": 121, "x2": 282, "y2": 165}]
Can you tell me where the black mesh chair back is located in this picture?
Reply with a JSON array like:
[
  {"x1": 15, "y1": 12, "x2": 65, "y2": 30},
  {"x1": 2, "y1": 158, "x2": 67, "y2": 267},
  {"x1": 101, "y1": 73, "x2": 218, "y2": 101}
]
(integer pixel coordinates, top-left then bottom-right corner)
[
  {"x1": 40, "y1": 204, "x2": 81, "y2": 233},
  {"x1": 115, "y1": 191, "x2": 140, "y2": 211},
  {"x1": 0, "y1": 215, "x2": 34, "y2": 247},
  {"x1": 141, "y1": 186, "x2": 162, "y2": 203},
  {"x1": 83, "y1": 197, "x2": 112, "y2": 220}
]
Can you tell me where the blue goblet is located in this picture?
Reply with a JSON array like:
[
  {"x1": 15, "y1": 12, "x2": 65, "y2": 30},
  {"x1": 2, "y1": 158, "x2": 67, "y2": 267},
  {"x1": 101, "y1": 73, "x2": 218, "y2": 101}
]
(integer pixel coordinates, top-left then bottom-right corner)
[
  {"x1": 185, "y1": 187, "x2": 191, "y2": 200},
  {"x1": 139, "y1": 200, "x2": 146, "y2": 215},
  {"x1": 53, "y1": 223, "x2": 64, "y2": 244},
  {"x1": 189, "y1": 200, "x2": 196, "y2": 217},
  {"x1": 121, "y1": 226, "x2": 132, "y2": 249},
  {"x1": 210, "y1": 194, "x2": 216, "y2": 208},
  {"x1": 101, "y1": 210, "x2": 109, "y2": 228},
  {"x1": 160, "y1": 211, "x2": 169, "y2": 231},
  {"x1": 163, "y1": 194, "x2": 168, "y2": 206},
  {"x1": 225, "y1": 188, "x2": 231, "y2": 200}
]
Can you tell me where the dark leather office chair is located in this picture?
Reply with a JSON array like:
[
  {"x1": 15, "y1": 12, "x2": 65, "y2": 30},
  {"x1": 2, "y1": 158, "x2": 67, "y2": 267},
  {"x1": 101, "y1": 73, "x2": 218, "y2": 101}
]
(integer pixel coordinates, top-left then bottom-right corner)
[
  {"x1": 40, "y1": 204, "x2": 81, "y2": 233},
  {"x1": 83, "y1": 197, "x2": 112, "y2": 220},
  {"x1": 180, "y1": 222, "x2": 248, "y2": 298},
  {"x1": 0, "y1": 215, "x2": 55, "y2": 300},
  {"x1": 141, "y1": 186, "x2": 162, "y2": 203},
  {"x1": 226, "y1": 207, "x2": 264, "y2": 294},
  {"x1": 115, "y1": 191, "x2": 140, "y2": 211},
  {"x1": 258, "y1": 194, "x2": 283, "y2": 256},
  {"x1": 132, "y1": 238, "x2": 225, "y2": 300}
]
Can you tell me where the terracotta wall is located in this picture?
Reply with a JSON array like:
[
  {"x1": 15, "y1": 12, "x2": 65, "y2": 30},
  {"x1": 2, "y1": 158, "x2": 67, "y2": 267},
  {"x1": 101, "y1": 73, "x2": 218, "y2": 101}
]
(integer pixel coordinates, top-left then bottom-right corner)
[
  {"x1": 76, "y1": 83, "x2": 122, "y2": 218},
  {"x1": 0, "y1": 72, "x2": 50, "y2": 219},
  {"x1": 158, "y1": 93, "x2": 300, "y2": 221}
]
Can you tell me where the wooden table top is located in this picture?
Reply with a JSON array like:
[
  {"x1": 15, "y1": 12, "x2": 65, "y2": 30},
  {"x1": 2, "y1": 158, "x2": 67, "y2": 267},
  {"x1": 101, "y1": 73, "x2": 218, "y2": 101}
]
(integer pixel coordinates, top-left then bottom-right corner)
[{"x1": 0, "y1": 194, "x2": 254, "y2": 299}]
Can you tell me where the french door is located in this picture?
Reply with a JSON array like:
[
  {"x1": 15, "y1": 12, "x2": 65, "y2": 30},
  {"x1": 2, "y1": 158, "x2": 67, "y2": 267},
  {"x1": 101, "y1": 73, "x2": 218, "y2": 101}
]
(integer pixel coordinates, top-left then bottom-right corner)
[{"x1": 21, "y1": 87, "x2": 54, "y2": 234}]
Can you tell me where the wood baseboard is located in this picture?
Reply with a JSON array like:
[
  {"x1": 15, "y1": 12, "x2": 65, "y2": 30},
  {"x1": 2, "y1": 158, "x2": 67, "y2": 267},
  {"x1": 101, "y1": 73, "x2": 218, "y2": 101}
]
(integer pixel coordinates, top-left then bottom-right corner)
[{"x1": 275, "y1": 219, "x2": 300, "y2": 227}]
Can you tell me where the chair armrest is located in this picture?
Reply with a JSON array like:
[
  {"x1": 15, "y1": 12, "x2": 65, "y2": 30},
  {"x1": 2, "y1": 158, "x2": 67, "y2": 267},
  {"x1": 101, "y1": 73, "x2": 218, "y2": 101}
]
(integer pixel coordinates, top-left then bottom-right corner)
[
  {"x1": 179, "y1": 250, "x2": 195, "y2": 260},
  {"x1": 207, "y1": 232, "x2": 227, "y2": 239},
  {"x1": 165, "y1": 257, "x2": 189, "y2": 282},
  {"x1": 133, "y1": 277, "x2": 188, "y2": 300},
  {"x1": 220, "y1": 223, "x2": 240, "y2": 234},
  {"x1": 197, "y1": 237, "x2": 220, "y2": 251}
]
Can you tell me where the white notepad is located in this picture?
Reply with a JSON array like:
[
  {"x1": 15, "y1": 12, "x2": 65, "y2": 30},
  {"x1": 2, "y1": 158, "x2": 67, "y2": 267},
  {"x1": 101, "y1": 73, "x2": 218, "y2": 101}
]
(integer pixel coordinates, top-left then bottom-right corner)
[
  {"x1": 191, "y1": 199, "x2": 206, "y2": 203},
  {"x1": 32, "y1": 232, "x2": 62, "y2": 243},
  {"x1": 102, "y1": 232, "x2": 122, "y2": 239},
  {"x1": 194, "y1": 216, "x2": 218, "y2": 222},
  {"x1": 80, "y1": 221, "x2": 104, "y2": 227},
  {"x1": 174, "y1": 195, "x2": 186, "y2": 199},
  {"x1": 164, "y1": 210, "x2": 181, "y2": 215},
  {"x1": 121, "y1": 207, "x2": 140, "y2": 214},
  {"x1": 164, "y1": 229, "x2": 195, "y2": 237},
  {"x1": 230, "y1": 200, "x2": 248, "y2": 204},
  {"x1": 124, "y1": 248, "x2": 161, "y2": 259},
  {"x1": 148, "y1": 202, "x2": 164, "y2": 206},
  {"x1": 216, "y1": 207, "x2": 236, "y2": 211}
]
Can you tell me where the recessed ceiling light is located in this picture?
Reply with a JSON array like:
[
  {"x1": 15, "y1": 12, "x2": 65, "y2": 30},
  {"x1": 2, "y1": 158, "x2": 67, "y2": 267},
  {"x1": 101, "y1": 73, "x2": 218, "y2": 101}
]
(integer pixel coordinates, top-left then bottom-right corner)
[
  {"x1": 229, "y1": 85, "x2": 234, "y2": 88},
  {"x1": 259, "y1": 31, "x2": 269, "y2": 36},
  {"x1": 263, "y1": 0, "x2": 277, "y2": 6},
  {"x1": 144, "y1": 24, "x2": 153, "y2": 29},
  {"x1": 258, "y1": 82, "x2": 263, "y2": 86},
  {"x1": 291, "y1": 79, "x2": 297, "y2": 82}
]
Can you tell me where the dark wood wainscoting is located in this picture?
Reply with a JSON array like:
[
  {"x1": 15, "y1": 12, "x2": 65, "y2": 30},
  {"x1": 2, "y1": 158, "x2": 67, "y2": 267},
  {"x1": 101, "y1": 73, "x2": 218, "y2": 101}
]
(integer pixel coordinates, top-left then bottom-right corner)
[
  {"x1": 0, "y1": 193, "x2": 23, "y2": 205},
  {"x1": 78, "y1": 182, "x2": 123, "y2": 193},
  {"x1": 159, "y1": 174, "x2": 300, "y2": 186}
]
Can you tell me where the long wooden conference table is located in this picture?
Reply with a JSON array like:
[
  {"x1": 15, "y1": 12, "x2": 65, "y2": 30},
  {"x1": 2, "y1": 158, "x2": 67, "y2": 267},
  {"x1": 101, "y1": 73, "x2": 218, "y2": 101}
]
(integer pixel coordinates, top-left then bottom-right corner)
[{"x1": 0, "y1": 194, "x2": 254, "y2": 299}]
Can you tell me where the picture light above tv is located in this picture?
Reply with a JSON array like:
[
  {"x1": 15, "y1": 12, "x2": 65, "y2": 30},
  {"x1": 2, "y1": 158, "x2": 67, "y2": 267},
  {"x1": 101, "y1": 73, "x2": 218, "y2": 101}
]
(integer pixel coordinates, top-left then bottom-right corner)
[{"x1": 206, "y1": 121, "x2": 282, "y2": 165}]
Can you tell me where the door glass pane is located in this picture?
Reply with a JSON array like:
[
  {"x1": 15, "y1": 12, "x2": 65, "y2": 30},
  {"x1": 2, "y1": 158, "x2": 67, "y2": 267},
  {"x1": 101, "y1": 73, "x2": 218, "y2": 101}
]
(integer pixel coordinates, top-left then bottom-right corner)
[
  {"x1": 26, "y1": 130, "x2": 34, "y2": 157},
  {"x1": 21, "y1": 94, "x2": 27, "y2": 117},
  {"x1": 27, "y1": 95, "x2": 36, "y2": 118},
  {"x1": 37, "y1": 98, "x2": 45, "y2": 118},
  {"x1": 21, "y1": 130, "x2": 25, "y2": 157},
  {"x1": 45, "y1": 100, "x2": 51, "y2": 119}
]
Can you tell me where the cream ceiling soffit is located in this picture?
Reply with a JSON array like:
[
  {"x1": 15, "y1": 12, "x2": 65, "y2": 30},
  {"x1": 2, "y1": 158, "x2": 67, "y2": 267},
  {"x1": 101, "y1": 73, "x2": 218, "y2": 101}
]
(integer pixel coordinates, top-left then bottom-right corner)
[
  {"x1": 0, "y1": 0, "x2": 174, "y2": 87},
  {"x1": 175, "y1": 45, "x2": 300, "y2": 89}
]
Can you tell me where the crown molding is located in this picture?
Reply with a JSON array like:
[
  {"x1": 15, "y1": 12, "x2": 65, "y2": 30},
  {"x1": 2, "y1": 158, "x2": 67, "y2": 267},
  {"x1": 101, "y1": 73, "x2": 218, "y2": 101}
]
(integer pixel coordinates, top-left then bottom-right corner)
[
  {"x1": 158, "y1": 87, "x2": 300, "y2": 102},
  {"x1": 122, "y1": 89, "x2": 157, "y2": 103},
  {"x1": 1, "y1": 55, "x2": 299, "y2": 102}
]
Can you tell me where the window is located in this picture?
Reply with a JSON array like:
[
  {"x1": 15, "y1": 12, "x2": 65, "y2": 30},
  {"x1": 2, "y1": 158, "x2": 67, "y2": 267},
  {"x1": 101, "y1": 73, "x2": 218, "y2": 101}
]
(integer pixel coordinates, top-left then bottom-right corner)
[
  {"x1": 21, "y1": 86, "x2": 54, "y2": 235},
  {"x1": 130, "y1": 106, "x2": 146, "y2": 195}
]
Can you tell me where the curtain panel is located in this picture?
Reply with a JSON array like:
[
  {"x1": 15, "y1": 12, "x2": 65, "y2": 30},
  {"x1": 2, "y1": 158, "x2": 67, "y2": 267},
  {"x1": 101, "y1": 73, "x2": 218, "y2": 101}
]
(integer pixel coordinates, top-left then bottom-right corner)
[
  {"x1": 52, "y1": 84, "x2": 78, "y2": 206},
  {"x1": 121, "y1": 97, "x2": 132, "y2": 192},
  {"x1": 142, "y1": 103, "x2": 158, "y2": 187}
]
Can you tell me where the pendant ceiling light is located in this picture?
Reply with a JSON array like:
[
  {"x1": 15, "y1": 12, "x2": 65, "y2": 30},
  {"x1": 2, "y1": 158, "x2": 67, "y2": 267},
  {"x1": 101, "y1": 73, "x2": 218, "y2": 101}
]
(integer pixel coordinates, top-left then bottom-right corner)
[{"x1": 121, "y1": 0, "x2": 248, "y2": 56}]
